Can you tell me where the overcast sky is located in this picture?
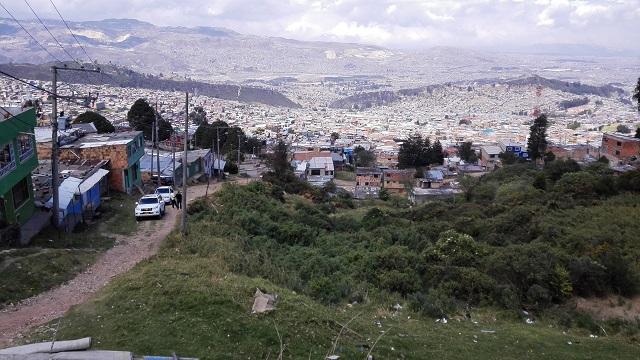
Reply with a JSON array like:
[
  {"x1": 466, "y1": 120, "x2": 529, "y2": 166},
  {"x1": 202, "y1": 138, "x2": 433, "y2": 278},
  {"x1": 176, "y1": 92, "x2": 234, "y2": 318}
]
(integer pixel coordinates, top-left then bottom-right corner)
[{"x1": 3, "y1": 0, "x2": 640, "y2": 50}]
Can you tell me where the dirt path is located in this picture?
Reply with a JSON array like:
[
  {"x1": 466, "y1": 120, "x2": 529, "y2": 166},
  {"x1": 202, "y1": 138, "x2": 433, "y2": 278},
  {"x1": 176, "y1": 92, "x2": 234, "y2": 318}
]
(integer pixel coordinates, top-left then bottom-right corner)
[{"x1": 0, "y1": 182, "x2": 220, "y2": 347}]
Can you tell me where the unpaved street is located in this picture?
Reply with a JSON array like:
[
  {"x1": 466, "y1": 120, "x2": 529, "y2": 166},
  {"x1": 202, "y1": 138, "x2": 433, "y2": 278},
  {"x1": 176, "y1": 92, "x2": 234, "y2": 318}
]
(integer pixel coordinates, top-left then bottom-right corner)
[{"x1": 0, "y1": 183, "x2": 219, "y2": 347}]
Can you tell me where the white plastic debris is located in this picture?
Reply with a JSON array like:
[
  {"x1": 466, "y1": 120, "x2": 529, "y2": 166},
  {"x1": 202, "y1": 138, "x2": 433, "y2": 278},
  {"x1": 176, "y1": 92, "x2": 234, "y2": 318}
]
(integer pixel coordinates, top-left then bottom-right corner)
[{"x1": 251, "y1": 288, "x2": 277, "y2": 314}]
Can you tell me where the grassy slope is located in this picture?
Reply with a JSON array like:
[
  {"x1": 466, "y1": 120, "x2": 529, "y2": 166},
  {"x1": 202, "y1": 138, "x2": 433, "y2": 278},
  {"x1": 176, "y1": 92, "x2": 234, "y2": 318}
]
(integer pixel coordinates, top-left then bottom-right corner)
[
  {"x1": 26, "y1": 187, "x2": 640, "y2": 359},
  {"x1": 28, "y1": 253, "x2": 640, "y2": 359},
  {"x1": 335, "y1": 170, "x2": 356, "y2": 182},
  {"x1": 0, "y1": 193, "x2": 137, "y2": 305}
]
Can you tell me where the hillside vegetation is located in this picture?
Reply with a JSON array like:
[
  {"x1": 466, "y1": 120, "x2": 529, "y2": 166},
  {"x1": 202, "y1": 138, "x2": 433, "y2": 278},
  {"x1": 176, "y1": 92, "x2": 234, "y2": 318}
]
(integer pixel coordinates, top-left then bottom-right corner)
[{"x1": 29, "y1": 162, "x2": 640, "y2": 359}]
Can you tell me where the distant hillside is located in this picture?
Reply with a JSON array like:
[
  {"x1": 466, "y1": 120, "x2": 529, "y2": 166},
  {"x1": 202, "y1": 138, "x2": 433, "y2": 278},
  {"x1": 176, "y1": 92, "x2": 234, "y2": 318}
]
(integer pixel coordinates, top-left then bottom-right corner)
[
  {"x1": 329, "y1": 75, "x2": 627, "y2": 110},
  {"x1": 505, "y1": 75, "x2": 626, "y2": 97},
  {"x1": 0, "y1": 62, "x2": 300, "y2": 108}
]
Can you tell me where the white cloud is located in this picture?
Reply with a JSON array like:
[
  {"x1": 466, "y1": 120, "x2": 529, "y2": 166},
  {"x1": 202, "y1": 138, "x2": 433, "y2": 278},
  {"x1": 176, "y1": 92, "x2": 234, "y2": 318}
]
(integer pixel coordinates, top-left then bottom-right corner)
[{"x1": 1, "y1": 0, "x2": 638, "y2": 51}]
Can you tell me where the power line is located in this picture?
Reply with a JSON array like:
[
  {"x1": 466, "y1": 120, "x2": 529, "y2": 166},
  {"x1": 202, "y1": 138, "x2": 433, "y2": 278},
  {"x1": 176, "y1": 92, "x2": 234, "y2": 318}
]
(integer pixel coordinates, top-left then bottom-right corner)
[
  {"x1": 23, "y1": 0, "x2": 81, "y2": 66},
  {"x1": 0, "y1": 69, "x2": 96, "y2": 110},
  {"x1": 0, "y1": 2, "x2": 62, "y2": 63},
  {"x1": 48, "y1": 0, "x2": 95, "y2": 65}
]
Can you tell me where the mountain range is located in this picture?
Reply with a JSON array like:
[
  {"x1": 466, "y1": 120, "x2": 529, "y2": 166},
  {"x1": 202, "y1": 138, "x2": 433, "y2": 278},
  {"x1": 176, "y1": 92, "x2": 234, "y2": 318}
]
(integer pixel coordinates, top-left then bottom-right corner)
[{"x1": 0, "y1": 17, "x2": 638, "y2": 90}]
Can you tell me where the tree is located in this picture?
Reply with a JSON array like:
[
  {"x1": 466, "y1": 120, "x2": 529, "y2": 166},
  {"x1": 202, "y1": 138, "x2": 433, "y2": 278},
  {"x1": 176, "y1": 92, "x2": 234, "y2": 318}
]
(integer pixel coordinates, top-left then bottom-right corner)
[
  {"x1": 616, "y1": 124, "x2": 631, "y2": 134},
  {"x1": 499, "y1": 151, "x2": 519, "y2": 165},
  {"x1": 459, "y1": 141, "x2": 478, "y2": 163},
  {"x1": 543, "y1": 151, "x2": 556, "y2": 163},
  {"x1": 633, "y1": 77, "x2": 640, "y2": 112},
  {"x1": 194, "y1": 123, "x2": 215, "y2": 149},
  {"x1": 527, "y1": 114, "x2": 549, "y2": 161},
  {"x1": 354, "y1": 146, "x2": 376, "y2": 167},
  {"x1": 127, "y1": 98, "x2": 172, "y2": 141},
  {"x1": 398, "y1": 135, "x2": 422, "y2": 168},
  {"x1": 268, "y1": 140, "x2": 291, "y2": 180},
  {"x1": 189, "y1": 106, "x2": 207, "y2": 126},
  {"x1": 73, "y1": 111, "x2": 114, "y2": 133},
  {"x1": 634, "y1": 77, "x2": 640, "y2": 138},
  {"x1": 430, "y1": 140, "x2": 445, "y2": 165},
  {"x1": 398, "y1": 134, "x2": 435, "y2": 168},
  {"x1": 330, "y1": 132, "x2": 340, "y2": 144}
]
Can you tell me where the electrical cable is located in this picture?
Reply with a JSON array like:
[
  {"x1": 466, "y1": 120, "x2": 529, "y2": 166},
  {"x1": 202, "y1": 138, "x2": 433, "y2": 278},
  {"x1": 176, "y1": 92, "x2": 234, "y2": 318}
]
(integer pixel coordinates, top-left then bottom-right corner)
[
  {"x1": 23, "y1": 0, "x2": 81, "y2": 66},
  {"x1": 0, "y1": 1, "x2": 62, "y2": 63},
  {"x1": 48, "y1": 0, "x2": 95, "y2": 65}
]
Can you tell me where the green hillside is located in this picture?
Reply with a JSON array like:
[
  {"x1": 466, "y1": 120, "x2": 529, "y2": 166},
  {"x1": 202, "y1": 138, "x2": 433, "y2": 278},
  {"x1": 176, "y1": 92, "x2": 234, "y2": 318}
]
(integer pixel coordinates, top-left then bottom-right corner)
[{"x1": 29, "y1": 162, "x2": 640, "y2": 359}]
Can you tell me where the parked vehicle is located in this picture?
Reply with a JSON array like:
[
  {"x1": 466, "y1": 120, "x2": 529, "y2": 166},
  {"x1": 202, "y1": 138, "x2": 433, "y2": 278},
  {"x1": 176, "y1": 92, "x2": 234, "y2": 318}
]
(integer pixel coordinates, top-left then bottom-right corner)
[
  {"x1": 154, "y1": 186, "x2": 175, "y2": 205},
  {"x1": 135, "y1": 194, "x2": 166, "y2": 220}
]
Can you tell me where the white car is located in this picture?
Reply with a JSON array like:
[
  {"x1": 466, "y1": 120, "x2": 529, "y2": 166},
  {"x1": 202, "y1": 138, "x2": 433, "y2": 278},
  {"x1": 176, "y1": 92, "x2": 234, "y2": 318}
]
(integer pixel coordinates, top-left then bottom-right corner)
[
  {"x1": 135, "y1": 194, "x2": 166, "y2": 220},
  {"x1": 154, "y1": 186, "x2": 175, "y2": 205}
]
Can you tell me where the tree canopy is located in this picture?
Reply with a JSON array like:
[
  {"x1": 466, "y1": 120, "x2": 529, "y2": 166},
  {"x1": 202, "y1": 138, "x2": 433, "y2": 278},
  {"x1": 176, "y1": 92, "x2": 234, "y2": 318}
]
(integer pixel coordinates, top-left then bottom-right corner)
[
  {"x1": 633, "y1": 77, "x2": 640, "y2": 112},
  {"x1": 527, "y1": 114, "x2": 549, "y2": 161},
  {"x1": 398, "y1": 134, "x2": 445, "y2": 168},
  {"x1": 73, "y1": 111, "x2": 114, "y2": 134},
  {"x1": 616, "y1": 124, "x2": 631, "y2": 134},
  {"x1": 458, "y1": 141, "x2": 478, "y2": 163},
  {"x1": 354, "y1": 146, "x2": 376, "y2": 167},
  {"x1": 127, "y1": 98, "x2": 172, "y2": 141},
  {"x1": 189, "y1": 106, "x2": 207, "y2": 126},
  {"x1": 194, "y1": 120, "x2": 262, "y2": 159}
]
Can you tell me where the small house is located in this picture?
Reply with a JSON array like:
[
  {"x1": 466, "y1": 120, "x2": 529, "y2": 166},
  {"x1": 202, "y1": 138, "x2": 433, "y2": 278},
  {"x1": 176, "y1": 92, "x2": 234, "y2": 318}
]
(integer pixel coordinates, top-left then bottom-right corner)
[
  {"x1": 480, "y1": 145, "x2": 501, "y2": 170},
  {"x1": 306, "y1": 157, "x2": 334, "y2": 186}
]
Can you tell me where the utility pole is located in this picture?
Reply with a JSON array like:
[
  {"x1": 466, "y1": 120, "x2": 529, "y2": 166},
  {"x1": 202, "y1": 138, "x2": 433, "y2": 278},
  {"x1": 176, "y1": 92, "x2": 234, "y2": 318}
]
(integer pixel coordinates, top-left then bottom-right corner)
[
  {"x1": 181, "y1": 92, "x2": 188, "y2": 235},
  {"x1": 216, "y1": 128, "x2": 221, "y2": 181},
  {"x1": 155, "y1": 101, "x2": 160, "y2": 187},
  {"x1": 50, "y1": 66, "x2": 59, "y2": 227},
  {"x1": 172, "y1": 132, "x2": 176, "y2": 186},
  {"x1": 150, "y1": 121, "x2": 155, "y2": 185},
  {"x1": 50, "y1": 65, "x2": 100, "y2": 227},
  {"x1": 237, "y1": 132, "x2": 241, "y2": 166}
]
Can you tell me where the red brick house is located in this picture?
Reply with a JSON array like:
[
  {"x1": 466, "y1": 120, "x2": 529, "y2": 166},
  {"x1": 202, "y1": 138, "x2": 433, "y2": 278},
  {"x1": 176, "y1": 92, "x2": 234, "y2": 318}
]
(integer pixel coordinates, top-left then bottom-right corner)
[{"x1": 601, "y1": 133, "x2": 640, "y2": 162}]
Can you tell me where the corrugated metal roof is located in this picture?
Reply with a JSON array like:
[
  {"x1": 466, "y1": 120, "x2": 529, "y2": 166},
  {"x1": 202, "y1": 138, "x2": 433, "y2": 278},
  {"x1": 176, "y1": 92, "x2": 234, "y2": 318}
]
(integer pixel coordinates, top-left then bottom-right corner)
[
  {"x1": 78, "y1": 169, "x2": 109, "y2": 194},
  {"x1": 308, "y1": 157, "x2": 334, "y2": 171}
]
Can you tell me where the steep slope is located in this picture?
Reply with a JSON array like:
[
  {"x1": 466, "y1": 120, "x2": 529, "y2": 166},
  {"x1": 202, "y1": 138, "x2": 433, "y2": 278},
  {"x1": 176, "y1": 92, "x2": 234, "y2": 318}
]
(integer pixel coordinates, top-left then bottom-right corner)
[{"x1": 0, "y1": 62, "x2": 300, "y2": 108}]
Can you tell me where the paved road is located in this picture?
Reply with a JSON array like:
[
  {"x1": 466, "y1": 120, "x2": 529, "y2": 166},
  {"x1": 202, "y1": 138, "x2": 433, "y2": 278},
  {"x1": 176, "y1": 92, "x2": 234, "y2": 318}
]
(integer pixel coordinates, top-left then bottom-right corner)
[{"x1": 0, "y1": 183, "x2": 218, "y2": 347}]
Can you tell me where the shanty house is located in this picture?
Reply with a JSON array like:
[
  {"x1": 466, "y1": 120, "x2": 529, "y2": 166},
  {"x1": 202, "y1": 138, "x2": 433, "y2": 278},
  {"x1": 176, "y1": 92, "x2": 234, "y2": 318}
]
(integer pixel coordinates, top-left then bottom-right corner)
[
  {"x1": 57, "y1": 131, "x2": 145, "y2": 193},
  {"x1": 0, "y1": 107, "x2": 38, "y2": 232}
]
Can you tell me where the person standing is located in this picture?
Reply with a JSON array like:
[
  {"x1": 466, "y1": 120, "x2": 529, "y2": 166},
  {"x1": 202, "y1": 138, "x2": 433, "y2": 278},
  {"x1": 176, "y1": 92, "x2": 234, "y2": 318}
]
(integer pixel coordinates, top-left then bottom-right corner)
[{"x1": 175, "y1": 190, "x2": 182, "y2": 209}]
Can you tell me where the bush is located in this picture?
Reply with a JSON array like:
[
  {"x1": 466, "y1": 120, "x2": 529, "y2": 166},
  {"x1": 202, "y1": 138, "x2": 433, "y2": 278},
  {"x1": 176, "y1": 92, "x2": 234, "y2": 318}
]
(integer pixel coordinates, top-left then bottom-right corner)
[
  {"x1": 545, "y1": 159, "x2": 581, "y2": 181},
  {"x1": 554, "y1": 172, "x2": 598, "y2": 199}
]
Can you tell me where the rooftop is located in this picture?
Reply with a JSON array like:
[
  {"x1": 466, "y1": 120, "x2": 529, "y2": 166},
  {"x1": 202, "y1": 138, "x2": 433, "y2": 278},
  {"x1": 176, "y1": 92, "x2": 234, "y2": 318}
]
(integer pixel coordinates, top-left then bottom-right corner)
[
  {"x1": 604, "y1": 133, "x2": 640, "y2": 143},
  {"x1": 0, "y1": 106, "x2": 29, "y2": 121},
  {"x1": 60, "y1": 131, "x2": 143, "y2": 149}
]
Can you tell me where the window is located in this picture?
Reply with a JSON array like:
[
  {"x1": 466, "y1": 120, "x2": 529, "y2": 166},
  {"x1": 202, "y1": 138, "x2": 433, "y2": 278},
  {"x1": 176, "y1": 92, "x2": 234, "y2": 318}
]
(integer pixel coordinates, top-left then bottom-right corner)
[
  {"x1": 139, "y1": 197, "x2": 159, "y2": 205},
  {"x1": 12, "y1": 178, "x2": 29, "y2": 209},
  {"x1": 374, "y1": 174, "x2": 379, "y2": 178},
  {"x1": 17, "y1": 134, "x2": 34, "y2": 162},
  {"x1": 617, "y1": 141, "x2": 622, "y2": 146},
  {"x1": 615, "y1": 150, "x2": 620, "y2": 156},
  {"x1": 311, "y1": 169, "x2": 321, "y2": 176},
  {"x1": 0, "y1": 143, "x2": 15, "y2": 178}
]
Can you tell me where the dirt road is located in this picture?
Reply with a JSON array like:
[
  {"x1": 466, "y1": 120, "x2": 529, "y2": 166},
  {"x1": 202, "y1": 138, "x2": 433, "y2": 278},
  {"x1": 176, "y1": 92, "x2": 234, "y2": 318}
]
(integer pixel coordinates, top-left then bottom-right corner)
[{"x1": 0, "y1": 183, "x2": 219, "y2": 347}]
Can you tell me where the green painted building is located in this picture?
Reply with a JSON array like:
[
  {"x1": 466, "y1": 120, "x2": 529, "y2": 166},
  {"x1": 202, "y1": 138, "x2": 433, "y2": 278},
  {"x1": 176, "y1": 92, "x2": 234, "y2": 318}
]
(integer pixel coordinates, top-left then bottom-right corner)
[{"x1": 0, "y1": 107, "x2": 38, "y2": 227}]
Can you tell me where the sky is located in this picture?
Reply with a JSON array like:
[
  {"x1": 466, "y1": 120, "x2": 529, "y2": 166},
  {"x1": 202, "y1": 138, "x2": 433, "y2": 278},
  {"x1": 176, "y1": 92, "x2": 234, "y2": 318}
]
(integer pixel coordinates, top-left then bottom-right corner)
[{"x1": 3, "y1": 0, "x2": 640, "y2": 51}]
